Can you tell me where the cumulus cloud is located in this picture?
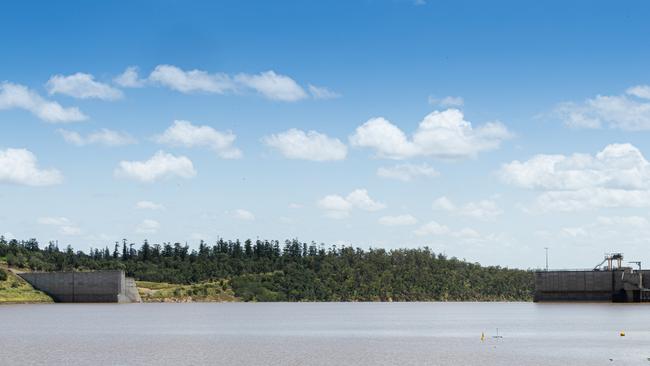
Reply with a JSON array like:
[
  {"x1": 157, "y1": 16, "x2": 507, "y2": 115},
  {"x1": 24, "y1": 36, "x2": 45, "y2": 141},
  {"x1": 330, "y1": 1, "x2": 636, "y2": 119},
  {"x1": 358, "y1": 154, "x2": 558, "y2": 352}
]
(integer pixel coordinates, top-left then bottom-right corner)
[
  {"x1": 413, "y1": 221, "x2": 491, "y2": 243},
  {"x1": 114, "y1": 66, "x2": 146, "y2": 88},
  {"x1": 554, "y1": 215, "x2": 650, "y2": 248},
  {"x1": 428, "y1": 95, "x2": 464, "y2": 107},
  {"x1": 318, "y1": 189, "x2": 385, "y2": 219},
  {"x1": 500, "y1": 143, "x2": 650, "y2": 211},
  {"x1": 46, "y1": 72, "x2": 123, "y2": 100},
  {"x1": 136, "y1": 219, "x2": 160, "y2": 234},
  {"x1": 432, "y1": 196, "x2": 503, "y2": 221},
  {"x1": 148, "y1": 64, "x2": 234, "y2": 94},
  {"x1": 0, "y1": 82, "x2": 87, "y2": 123},
  {"x1": 231, "y1": 209, "x2": 255, "y2": 221},
  {"x1": 377, "y1": 163, "x2": 439, "y2": 181},
  {"x1": 378, "y1": 214, "x2": 418, "y2": 226},
  {"x1": 414, "y1": 220, "x2": 450, "y2": 236},
  {"x1": 0, "y1": 148, "x2": 63, "y2": 186},
  {"x1": 115, "y1": 151, "x2": 196, "y2": 183},
  {"x1": 155, "y1": 120, "x2": 241, "y2": 159},
  {"x1": 58, "y1": 128, "x2": 136, "y2": 146},
  {"x1": 38, "y1": 217, "x2": 81, "y2": 236},
  {"x1": 554, "y1": 86, "x2": 650, "y2": 130},
  {"x1": 627, "y1": 85, "x2": 650, "y2": 100},
  {"x1": 308, "y1": 84, "x2": 341, "y2": 99},
  {"x1": 148, "y1": 65, "x2": 310, "y2": 102},
  {"x1": 263, "y1": 129, "x2": 347, "y2": 161},
  {"x1": 349, "y1": 109, "x2": 512, "y2": 160},
  {"x1": 135, "y1": 201, "x2": 165, "y2": 210},
  {"x1": 235, "y1": 71, "x2": 307, "y2": 102}
]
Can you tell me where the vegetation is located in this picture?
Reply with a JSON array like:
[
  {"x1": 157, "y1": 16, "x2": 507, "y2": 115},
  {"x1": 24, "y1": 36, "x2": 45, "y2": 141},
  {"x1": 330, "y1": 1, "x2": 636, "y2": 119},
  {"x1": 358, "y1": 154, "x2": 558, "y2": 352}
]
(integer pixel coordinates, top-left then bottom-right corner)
[
  {"x1": 137, "y1": 280, "x2": 237, "y2": 302},
  {"x1": 0, "y1": 236, "x2": 534, "y2": 302},
  {"x1": 0, "y1": 263, "x2": 53, "y2": 304}
]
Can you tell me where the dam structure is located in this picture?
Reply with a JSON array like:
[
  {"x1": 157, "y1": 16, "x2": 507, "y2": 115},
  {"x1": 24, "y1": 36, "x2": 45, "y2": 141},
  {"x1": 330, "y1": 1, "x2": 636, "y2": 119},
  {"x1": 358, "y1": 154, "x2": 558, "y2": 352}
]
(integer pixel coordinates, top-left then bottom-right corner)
[
  {"x1": 19, "y1": 270, "x2": 141, "y2": 303},
  {"x1": 535, "y1": 253, "x2": 650, "y2": 303}
]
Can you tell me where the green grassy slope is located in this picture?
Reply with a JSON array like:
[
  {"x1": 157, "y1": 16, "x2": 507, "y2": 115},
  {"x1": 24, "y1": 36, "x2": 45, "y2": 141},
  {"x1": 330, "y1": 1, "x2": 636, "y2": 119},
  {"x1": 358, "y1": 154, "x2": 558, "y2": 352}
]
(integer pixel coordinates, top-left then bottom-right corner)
[{"x1": 0, "y1": 264, "x2": 53, "y2": 304}]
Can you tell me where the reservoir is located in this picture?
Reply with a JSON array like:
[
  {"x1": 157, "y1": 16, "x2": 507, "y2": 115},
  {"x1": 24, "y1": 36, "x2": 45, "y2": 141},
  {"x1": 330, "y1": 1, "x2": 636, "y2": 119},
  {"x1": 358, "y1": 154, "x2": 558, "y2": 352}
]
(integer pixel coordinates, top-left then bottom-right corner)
[{"x1": 1, "y1": 302, "x2": 649, "y2": 365}]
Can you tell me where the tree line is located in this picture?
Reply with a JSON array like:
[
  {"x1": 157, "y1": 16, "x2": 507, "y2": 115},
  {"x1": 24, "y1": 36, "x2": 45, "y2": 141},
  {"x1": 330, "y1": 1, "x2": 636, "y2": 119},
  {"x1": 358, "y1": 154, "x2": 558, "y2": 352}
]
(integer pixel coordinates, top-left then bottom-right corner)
[{"x1": 0, "y1": 236, "x2": 534, "y2": 301}]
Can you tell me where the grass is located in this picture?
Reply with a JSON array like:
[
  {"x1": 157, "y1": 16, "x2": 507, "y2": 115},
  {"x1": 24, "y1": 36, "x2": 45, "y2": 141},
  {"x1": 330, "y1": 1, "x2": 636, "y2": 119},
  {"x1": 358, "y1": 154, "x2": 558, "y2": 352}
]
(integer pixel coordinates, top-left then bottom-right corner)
[
  {"x1": 0, "y1": 263, "x2": 53, "y2": 304},
  {"x1": 136, "y1": 279, "x2": 238, "y2": 302}
]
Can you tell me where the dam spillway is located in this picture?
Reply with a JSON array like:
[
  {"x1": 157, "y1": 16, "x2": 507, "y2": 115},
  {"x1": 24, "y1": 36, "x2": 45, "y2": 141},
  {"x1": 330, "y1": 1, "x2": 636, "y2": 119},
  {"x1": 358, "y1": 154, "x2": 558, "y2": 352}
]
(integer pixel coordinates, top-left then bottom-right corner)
[
  {"x1": 534, "y1": 253, "x2": 650, "y2": 303},
  {"x1": 19, "y1": 270, "x2": 141, "y2": 303}
]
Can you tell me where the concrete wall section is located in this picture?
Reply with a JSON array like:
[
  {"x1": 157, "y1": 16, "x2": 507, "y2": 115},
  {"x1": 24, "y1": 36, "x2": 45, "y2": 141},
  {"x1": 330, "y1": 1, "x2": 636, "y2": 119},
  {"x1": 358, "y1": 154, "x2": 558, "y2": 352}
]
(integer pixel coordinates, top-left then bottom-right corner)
[
  {"x1": 19, "y1": 270, "x2": 136, "y2": 303},
  {"x1": 534, "y1": 271, "x2": 615, "y2": 302}
]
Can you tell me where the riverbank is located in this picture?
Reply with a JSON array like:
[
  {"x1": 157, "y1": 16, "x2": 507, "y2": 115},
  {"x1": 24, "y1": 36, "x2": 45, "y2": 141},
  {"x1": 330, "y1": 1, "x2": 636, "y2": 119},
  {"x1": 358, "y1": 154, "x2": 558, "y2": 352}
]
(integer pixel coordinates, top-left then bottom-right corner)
[
  {"x1": 137, "y1": 280, "x2": 238, "y2": 303},
  {"x1": 0, "y1": 264, "x2": 53, "y2": 304}
]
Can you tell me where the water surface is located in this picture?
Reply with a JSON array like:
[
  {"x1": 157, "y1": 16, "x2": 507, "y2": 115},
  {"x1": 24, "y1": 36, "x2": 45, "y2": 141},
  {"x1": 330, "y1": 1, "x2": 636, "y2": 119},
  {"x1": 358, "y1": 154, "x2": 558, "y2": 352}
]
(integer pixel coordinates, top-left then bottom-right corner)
[{"x1": 1, "y1": 302, "x2": 648, "y2": 365}]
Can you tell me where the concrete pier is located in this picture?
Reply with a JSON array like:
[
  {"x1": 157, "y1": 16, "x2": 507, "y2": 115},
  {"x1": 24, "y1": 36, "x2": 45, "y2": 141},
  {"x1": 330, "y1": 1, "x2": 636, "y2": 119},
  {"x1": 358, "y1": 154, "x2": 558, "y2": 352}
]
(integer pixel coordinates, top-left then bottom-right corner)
[{"x1": 19, "y1": 270, "x2": 141, "y2": 303}]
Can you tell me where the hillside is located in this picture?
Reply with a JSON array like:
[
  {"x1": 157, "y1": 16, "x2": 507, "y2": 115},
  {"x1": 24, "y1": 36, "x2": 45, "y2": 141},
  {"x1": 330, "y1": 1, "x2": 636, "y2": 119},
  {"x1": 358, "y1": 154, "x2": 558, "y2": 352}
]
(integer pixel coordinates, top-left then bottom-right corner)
[
  {"x1": 0, "y1": 263, "x2": 53, "y2": 304},
  {"x1": 0, "y1": 237, "x2": 534, "y2": 302}
]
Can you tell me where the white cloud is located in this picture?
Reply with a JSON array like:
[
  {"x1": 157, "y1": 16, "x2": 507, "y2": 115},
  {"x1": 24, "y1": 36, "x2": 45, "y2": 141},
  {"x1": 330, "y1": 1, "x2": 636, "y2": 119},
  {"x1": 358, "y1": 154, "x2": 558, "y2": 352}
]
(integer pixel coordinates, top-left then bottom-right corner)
[
  {"x1": 155, "y1": 120, "x2": 241, "y2": 159},
  {"x1": 433, "y1": 196, "x2": 503, "y2": 221},
  {"x1": 289, "y1": 203, "x2": 303, "y2": 209},
  {"x1": 148, "y1": 66, "x2": 309, "y2": 102},
  {"x1": 555, "y1": 215, "x2": 650, "y2": 247},
  {"x1": 0, "y1": 82, "x2": 87, "y2": 123},
  {"x1": 346, "y1": 189, "x2": 386, "y2": 211},
  {"x1": 555, "y1": 86, "x2": 650, "y2": 130},
  {"x1": 378, "y1": 214, "x2": 418, "y2": 226},
  {"x1": 318, "y1": 189, "x2": 385, "y2": 219},
  {"x1": 58, "y1": 128, "x2": 136, "y2": 146},
  {"x1": 114, "y1": 66, "x2": 146, "y2": 88},
  {"x1": 136, "y1": 219, "x2": 160, "y2": 234},
  {"x1": 38, "y1": 216, "x2": 81, "y2": 236},
  {"x1": 115, "y1": 151, "x2": 196, "y2": 183},
  {"x1": 428, "y1": 95, "x2": 464, "y2": 107},
  {"x1": 46, "y1": 72, "x2": 123, "y2": 100},
  {"x1": 148, "y1": 64, "x2": 234, "y2": 94},
  {"x1": 2, "y1": 232, "x2": 15, "y2": 240},
  {"x1": 235, "y1": 70, "x2": 307, "y2": 102},
  {"x1": 377, "y1": 163, "x2": 439, "y2": 181},
  {"x1": 231, "y1": 209, "x2": 255, "y2": 221},
  {"x1": 413, "y1": 221, "x2": 495, "y2": 244},
  {"x1": 135, "y1": 201, "x2": 165, "y2": 210},
  {"x1": 308, "y1": 84, "x2": 341, "y2": 99},
  {"x1": 263, "y1": 129, "x2": 347, "y2": 161},
  {"x1": 350, "y1": 109, "x2": 512, "y2": 160},
  {"x1": 627, "y1": 85, "x2": 650, "y2": 100},
  {"x1": 0, "y1": 148, "x2": 63, "y2": 186},
  {"x1": 500, "y1": 143, "x2": 650, "y2": 211},
  {"x1": 134, "y1": 65, "x2": 332, "y2": 102},
  {"x1": 318, "y1": 194, "x2": 352, "y2": 212},
  {"x1": 414, "y1": 220, "x2": 450, "y2": 236},
  {"x1": 432, "y1": 196, "x2": 457, "y2": 211}
]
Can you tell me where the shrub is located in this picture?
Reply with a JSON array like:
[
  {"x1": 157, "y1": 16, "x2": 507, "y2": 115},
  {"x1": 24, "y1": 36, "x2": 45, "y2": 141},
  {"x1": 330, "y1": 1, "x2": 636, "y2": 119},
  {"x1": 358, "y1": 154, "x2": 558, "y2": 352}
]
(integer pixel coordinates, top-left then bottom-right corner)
[{"x1": 0, "y1": 268, "x2": 7, "y2": 281}]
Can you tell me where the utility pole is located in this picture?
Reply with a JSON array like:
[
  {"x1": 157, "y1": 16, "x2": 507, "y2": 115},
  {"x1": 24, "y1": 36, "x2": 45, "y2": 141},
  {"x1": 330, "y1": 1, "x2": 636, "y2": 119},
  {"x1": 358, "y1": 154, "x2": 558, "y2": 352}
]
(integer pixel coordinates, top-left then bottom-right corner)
[{"x1": 544, "y1": 247, "x2": 549, "y2": 271}]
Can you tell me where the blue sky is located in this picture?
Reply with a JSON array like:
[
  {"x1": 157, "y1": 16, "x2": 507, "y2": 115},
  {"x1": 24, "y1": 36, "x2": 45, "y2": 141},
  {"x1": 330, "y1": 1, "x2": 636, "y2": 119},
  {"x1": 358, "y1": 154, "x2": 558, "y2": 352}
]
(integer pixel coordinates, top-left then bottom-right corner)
[{"x1": 2, "y1": 0, "x2": 650, "y2": 269}]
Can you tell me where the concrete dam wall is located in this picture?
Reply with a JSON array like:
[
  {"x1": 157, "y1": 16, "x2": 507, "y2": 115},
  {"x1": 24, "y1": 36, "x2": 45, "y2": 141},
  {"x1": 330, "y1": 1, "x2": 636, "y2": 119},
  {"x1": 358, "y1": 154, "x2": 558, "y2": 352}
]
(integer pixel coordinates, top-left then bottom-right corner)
[
  {"x1": 535, "y1": 269, "x2": 650, "y2": 302},
  {"x1": 19, "y1": 270, "x2": 141, "y2": 303}
]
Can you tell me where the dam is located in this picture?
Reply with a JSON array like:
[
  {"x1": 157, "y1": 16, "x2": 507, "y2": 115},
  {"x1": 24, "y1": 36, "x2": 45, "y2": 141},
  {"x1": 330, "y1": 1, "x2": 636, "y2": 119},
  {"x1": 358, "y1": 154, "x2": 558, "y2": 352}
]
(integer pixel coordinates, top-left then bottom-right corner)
[
  {"x1": 535, "y1": 253, "x2": 650, "y2": 302},
  {"x1": 19, "y1": 270, "x2": 141, "y2": 303}
]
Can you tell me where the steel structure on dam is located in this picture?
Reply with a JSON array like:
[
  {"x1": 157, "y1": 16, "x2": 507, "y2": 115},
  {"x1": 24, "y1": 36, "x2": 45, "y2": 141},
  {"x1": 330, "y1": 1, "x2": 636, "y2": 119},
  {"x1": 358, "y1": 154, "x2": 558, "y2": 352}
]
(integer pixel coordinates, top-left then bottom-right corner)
[
  {"x1": 535, "y1": 253, "x2": 650, "y2": 303},
  {"x1": 19, "y1": 270, "x2": 141, "y2": 303}
]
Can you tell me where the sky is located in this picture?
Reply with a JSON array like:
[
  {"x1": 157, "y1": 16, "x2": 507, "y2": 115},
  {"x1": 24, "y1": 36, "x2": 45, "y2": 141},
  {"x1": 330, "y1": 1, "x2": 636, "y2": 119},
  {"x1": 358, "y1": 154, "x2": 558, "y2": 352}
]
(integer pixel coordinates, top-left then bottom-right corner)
[{"x1": 2, "y1": 0, "x2": 650, "y2": 269}]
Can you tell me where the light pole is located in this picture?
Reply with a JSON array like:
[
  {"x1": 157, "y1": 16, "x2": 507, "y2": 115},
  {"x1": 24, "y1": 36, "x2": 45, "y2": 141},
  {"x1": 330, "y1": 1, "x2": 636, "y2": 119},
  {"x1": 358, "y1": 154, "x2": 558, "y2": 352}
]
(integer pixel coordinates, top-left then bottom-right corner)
[{"x1": 544, "y1": 247, "x2": 549, "y2": 271}]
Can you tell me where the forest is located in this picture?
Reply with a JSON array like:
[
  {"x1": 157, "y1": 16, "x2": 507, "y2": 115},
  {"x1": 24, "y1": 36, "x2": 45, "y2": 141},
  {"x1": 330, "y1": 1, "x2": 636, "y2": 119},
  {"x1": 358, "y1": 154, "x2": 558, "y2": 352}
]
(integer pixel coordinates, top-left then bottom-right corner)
[{"x1": 0, "y1": 236, "x2": 534, "y2": 301}]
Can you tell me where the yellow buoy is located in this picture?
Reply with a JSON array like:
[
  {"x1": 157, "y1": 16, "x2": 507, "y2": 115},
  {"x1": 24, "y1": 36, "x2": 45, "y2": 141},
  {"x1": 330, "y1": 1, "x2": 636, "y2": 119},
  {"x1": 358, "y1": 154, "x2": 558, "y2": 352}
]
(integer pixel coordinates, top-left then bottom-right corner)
[
  {"x1": 481, "y1": 332, "x2": 485, "y2": 342},
  {"x1": 620, "y1": 331, "x2": 626, "y2": 337}
]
